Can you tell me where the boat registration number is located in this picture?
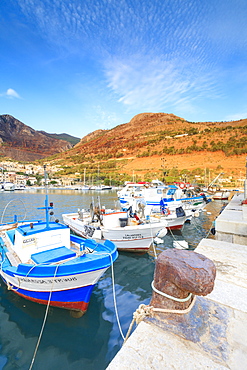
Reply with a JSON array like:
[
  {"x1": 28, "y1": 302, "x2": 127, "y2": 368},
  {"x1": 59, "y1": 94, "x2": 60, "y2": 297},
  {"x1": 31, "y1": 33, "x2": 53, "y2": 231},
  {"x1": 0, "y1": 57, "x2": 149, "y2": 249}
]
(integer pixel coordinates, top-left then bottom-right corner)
[
  {"x1": 22, "y1": 237, "x2": 36, "y2": 248},
  {"x1": 122, "y1": 234, "x2": 143, "y2": 240}
]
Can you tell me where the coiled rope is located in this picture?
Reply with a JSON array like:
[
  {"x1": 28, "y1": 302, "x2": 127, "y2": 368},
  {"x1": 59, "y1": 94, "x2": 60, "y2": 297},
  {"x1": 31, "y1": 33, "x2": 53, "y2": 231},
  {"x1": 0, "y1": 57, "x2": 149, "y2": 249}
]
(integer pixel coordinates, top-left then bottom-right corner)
[{"x1": 123, "y1": 282, "x2": 196, "y2": 344}]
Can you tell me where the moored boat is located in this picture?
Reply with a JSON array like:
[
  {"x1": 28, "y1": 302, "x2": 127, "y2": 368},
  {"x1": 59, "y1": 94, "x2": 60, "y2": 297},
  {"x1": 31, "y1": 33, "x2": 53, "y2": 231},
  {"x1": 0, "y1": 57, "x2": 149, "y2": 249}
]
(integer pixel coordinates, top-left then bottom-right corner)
[
  {"x1": 0, "y1": 169, "x2": 118, "y2": 316},
  {"x1": 62, "y1": 206, "x2": 168, "y2": 253},
  {"x1": 1, "y1": 182, "x2": 15, "y2": 191}
]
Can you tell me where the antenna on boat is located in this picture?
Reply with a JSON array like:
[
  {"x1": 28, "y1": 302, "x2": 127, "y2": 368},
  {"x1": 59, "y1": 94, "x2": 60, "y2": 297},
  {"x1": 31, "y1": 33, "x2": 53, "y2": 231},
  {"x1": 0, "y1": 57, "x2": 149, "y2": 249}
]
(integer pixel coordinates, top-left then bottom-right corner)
[
  {"x1": 44, "y1": 165, "x2": 50, "y2": 228},
  {"x1": 37, "y1": 165, "x2": 53, "y2": 228}
]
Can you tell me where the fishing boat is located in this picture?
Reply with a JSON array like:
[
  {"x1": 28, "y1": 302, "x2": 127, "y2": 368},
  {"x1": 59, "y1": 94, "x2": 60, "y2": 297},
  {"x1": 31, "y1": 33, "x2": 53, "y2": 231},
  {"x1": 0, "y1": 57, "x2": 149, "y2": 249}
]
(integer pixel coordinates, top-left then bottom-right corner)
[
  {"x1": 118, "y1": 182, "x2": 210, "y2": 217},
  {"x1": 1, "y1": 182, "x2": 15, "y2": 191},
  {"x1": 0, "y1": 168, "x2": 118, "y2": 316},
  {"x1": 120, "y1": 184, "x2": 210, "y2": 229},
  {"x1": 117, "y1": 181, "x2": 166, "y2": 206},
  {"x1": 206, "y1": 185, "x2": 232, "y2": 200},
  {"x1": 203, "y1": 172, "x2": 236, "y2": 200},
  {"x1": 62, "y1": 204, "x2": 168, "y2": 253},
  {"x1": 128, "y1": 197, "x2": 187, "y2": 230}
]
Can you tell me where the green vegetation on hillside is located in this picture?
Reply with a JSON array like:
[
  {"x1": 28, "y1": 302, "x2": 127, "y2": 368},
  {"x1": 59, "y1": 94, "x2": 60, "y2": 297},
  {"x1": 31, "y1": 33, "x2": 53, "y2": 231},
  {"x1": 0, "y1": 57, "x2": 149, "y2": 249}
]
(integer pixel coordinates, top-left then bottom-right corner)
[{"x1": 48, "y1": 133, "x2": 80, "y2": 146}]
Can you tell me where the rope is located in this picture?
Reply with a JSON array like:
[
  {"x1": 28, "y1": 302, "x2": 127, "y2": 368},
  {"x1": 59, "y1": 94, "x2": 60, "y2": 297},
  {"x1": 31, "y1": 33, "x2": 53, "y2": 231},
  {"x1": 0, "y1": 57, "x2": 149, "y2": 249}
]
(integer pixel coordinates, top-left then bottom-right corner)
[
  {"x1": 0, "y1": 199, "x2": 27, "y2": 224},
  {"x1": 29, "y1": 264, "x2": 59, "y2": 370},
  {"x1": 167, "y1": 212, "x2": 215, "y2": 250},
  {"x1": 123, "y1": 295, "x2": 196, "y2": 344},
  {"x1": 151, "y1": 280, "x2": 192, "y2": 302},
  {"x1": 167, "y1": 226, "x2": 189, "y2": 249},
  {"x1": 109, "y1": 252, "x2": 125, "y2": 341},
  {"x1": 124, "y1": 304, "x2": 153, "y2": 343},
  {"x1": 148, "y1": 214, "x2": 157, "y2": 259}
]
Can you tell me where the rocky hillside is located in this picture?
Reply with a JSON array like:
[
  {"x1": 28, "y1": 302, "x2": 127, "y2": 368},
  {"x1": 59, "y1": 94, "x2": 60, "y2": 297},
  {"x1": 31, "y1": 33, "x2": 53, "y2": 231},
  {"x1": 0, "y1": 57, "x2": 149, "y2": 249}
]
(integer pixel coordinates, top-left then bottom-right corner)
[
  {"x1": 0, "y1": 115, "x2": 73, "y2": 161},
  {"x1": 51, "y1": 112, "x2": 247, "y2": 182},
  {"x1": 57, "y1": 112, "x2": 247, "y2": 160},
  {"x1": 38, "y1": 131, "x2": 80, "y2": 146}
]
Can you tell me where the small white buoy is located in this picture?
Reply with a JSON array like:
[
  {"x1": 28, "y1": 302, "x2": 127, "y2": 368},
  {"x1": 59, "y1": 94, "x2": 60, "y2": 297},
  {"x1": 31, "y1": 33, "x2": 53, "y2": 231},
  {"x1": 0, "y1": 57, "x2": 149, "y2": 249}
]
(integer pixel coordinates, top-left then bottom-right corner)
[
  {"x1": 173, "y1": 240, "x2": 189, "y2": 249},
  {"x1": 93, "y1": 229, "x2": 103, "y2": 239},
  {"x1": 156, "y1": 228, "x2": 167, "y2": 238},
  {"x1": 154, "y1": 237, "x2": 164, "y2": 244}
]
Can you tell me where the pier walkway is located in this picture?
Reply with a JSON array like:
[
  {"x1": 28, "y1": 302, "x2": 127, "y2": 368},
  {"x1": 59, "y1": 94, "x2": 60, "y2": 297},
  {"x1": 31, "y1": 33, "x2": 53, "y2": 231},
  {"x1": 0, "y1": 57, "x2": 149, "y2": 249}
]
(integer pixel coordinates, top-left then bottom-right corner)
[{"x1": 107, "y1": 193, "x2": 247, "y2": 369}]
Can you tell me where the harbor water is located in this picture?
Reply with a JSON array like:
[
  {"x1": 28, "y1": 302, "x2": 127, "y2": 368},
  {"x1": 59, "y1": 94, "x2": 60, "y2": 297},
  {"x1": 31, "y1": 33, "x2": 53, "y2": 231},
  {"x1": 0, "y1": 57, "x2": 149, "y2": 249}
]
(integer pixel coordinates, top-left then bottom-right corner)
[{"x1": 0, "y1": 189, "x2": 224, "y2": 370}]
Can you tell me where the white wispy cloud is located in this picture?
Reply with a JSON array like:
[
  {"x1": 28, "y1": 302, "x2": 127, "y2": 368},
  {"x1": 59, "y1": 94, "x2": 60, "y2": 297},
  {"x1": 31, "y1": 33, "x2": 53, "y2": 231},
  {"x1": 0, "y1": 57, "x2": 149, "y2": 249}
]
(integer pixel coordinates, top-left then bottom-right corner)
[
  {"x1": 0, "y1": 88, "x2": 21, "y2": 99},
  {"x1": 14, "y1": 0, "x2": 247, "y2": 122},
  {"x1": 225, "y1": 112, "x2": 247, "y2": 121},
  {"x1": 90, "y1": 105, "x2": 119, "y2": 130},
  {"x1": 104, "y1": 55, "x2": 221, "y2": 116}
]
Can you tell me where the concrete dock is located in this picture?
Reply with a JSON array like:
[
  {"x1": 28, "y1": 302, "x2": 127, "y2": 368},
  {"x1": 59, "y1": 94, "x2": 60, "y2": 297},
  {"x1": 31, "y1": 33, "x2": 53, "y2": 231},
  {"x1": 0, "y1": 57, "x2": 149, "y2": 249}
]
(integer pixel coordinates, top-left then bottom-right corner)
[{"x1": 107, "y1": 193, "x2": 247, "y2": 369}]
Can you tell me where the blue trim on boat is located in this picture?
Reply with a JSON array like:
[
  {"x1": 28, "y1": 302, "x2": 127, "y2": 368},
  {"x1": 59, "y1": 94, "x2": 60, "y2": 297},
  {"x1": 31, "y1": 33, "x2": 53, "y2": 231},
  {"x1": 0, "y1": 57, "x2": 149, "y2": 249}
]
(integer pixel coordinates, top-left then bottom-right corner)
[
  {"x1": 6, "y1": 229, "x2": 15, "y2": 243},
  {"x1": 2, "y1": 238, "x2": 118, "y2": 278},
  {"x1": 12, "y1": 284, "x2": 95, "y2": 303},
  {"x1": 17, "y1": 221, "x2": 69, "y2": 236},
  {"x1": 31, "y1": 246, "x2": 76, "y2": 264}
]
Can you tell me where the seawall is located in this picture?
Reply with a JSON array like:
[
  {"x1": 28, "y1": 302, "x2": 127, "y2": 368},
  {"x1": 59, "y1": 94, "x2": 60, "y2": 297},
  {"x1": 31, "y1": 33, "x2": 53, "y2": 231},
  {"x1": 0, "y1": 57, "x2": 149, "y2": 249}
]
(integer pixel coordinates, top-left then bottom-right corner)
[{"x1": 107, "y1": 193, "x2": 247, "y2": 369}]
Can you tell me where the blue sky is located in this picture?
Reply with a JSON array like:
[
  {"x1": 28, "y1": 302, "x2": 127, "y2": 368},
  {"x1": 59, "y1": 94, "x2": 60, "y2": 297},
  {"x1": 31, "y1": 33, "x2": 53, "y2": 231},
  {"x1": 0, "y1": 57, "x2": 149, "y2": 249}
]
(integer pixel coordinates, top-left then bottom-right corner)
[{"x1": 1, "y1": 0, "x2": 247, "y2": 138}]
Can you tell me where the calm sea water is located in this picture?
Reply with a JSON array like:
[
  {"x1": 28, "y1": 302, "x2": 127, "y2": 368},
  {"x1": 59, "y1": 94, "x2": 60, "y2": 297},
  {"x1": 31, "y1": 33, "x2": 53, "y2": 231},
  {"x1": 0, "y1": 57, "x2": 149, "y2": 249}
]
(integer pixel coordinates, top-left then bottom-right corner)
[{"x1": 0, "y1": 189, "x2": 224, "y2": 370}]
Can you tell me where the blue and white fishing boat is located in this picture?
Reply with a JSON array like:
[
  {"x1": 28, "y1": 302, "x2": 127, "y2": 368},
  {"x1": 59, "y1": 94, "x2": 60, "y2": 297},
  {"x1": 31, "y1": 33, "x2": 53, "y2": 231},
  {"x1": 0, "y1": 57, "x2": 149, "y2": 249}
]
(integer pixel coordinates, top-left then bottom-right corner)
[
  {"x1": 119, "y1": 183, "x2": 211, "y2": 220},
  {"x1": 0, "y1": 167, "x2": 118, "y2": 315}
]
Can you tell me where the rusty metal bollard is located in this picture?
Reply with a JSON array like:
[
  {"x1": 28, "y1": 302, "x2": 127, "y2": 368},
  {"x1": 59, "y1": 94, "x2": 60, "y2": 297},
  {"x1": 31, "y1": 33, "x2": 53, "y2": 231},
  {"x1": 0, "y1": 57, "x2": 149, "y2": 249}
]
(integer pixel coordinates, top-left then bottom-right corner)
[{"x1": 150, "y1": 249, "x2": 216, "y2": 311}]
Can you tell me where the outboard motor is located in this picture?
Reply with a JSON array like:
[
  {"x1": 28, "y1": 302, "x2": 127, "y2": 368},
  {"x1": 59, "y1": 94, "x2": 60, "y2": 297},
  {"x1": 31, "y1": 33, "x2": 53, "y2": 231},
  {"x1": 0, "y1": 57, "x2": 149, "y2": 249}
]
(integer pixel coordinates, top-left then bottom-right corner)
[
  {"x1": 201, "y1": 193, "x2": 211, "y2": 204},
  {"x1": 175, "y1": 206, "x2": 186, "y2": 218}
]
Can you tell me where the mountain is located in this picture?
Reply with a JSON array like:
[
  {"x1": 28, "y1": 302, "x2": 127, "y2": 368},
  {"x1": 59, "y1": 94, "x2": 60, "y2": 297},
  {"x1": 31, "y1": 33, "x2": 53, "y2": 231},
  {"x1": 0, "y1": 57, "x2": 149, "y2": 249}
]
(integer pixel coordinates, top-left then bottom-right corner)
[
  {"x1": 58, "y1": 112, "x2": 247, "y2": 159},
  {"x1": 52, "y1": 112, "x2": 247, "y2": 181},
  {"x1": 38, "y1": 131, "x2": 80, "y2": 146},
  {"x1": 1, "y1": 112, "x2": 246, "y2": 182},
  {"x1": 0, "y1": 115, "x2": 73, "y2": 161}
]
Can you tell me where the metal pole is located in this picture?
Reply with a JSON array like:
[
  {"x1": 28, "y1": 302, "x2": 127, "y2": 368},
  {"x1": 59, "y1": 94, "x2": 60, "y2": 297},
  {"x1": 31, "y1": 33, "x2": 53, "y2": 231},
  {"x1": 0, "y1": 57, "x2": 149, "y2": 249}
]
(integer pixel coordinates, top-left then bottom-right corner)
[
  {"x1": 44, "y1": 165, "x2": 49, "y2": 229},
  {"x1": 244, "y1": 157, "x2": 247, "y2": 198}
]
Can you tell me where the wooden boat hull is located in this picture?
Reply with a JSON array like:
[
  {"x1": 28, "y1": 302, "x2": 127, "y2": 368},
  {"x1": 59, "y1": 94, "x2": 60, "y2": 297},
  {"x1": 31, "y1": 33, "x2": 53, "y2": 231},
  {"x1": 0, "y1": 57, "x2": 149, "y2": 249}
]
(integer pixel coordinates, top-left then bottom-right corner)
[
  {"x1": 62, "y1": 213, "x2": 168, "y2": 253},
  {"x1": 0, "y1": 228, "x2": 118, "y2": 314}
]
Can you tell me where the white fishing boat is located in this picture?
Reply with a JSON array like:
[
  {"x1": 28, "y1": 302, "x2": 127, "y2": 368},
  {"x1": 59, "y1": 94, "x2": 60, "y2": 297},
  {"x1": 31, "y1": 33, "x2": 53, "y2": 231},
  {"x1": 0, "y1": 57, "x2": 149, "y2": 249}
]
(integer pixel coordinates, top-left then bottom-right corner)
[
  {"x1": 118, "y1": 182, "x2": 210, "y2": 216},
  {"x1": 128, "y1": 198, "x2": 187, "y2": 230},
  {"x1": 121, "y1": 184, "x2": 210, "y2": 228},
  {"x1": 1, "y1": 182, "x2": 15, "y2": 191},
  {"x1": 62, "y1": 206, "x2": 168, "y2": 253},
  {"x1": 203, "y1": 172, "x2": 236, "y2": 200},
  {"x1": 0, "y1": 167, "x2": 118, "y2": 316},
  {"x1": 118, "y1": 181, "x2": 166, "y2": 207},
  {"x1": 206, "y1": 185, "x2": 232, "y2": 200}
]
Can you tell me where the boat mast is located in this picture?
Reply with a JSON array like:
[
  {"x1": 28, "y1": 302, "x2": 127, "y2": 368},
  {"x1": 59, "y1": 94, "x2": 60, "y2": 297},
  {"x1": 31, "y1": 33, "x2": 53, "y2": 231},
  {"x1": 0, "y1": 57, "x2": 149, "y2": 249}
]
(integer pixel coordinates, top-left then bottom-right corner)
[
  {"x1": 84, "y1": 168, "x2": 86, "y2": 186},
  {"x1": 44, "y1": 165, "x2": 50, "y2": 228}
]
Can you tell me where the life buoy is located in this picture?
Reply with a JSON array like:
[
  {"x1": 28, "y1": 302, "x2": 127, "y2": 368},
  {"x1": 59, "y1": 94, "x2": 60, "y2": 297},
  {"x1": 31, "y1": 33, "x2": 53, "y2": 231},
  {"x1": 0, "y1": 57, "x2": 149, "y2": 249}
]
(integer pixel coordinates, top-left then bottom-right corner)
[
  {"x1": 179, "y1": 182, "x2": 186, "y2": 189},
  {"x1": 165, "y1": 208, "x2": 171, "y2": 215}
]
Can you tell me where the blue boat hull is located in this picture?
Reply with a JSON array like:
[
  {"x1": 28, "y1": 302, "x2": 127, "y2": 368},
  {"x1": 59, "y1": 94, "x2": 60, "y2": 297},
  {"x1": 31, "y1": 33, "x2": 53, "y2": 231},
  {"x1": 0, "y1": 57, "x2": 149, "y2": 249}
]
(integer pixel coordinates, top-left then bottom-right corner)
[{"x1": 7, "y1": 283, "x2": 95, "y2": 312}]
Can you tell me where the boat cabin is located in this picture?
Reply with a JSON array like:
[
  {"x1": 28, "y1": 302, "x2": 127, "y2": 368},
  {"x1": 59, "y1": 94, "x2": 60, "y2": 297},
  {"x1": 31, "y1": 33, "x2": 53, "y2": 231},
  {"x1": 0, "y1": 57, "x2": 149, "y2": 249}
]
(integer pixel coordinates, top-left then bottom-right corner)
[{"x1": 5, "y1": 221, "x2": 71, "y2": 263}]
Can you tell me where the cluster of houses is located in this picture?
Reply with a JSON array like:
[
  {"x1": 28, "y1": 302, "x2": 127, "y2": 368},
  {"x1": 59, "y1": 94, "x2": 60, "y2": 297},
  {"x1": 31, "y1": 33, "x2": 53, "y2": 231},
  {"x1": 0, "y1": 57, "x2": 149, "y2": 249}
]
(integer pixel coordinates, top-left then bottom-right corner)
[{"x1": 0, "y1": 161, "x2": 75, "y2": 189}]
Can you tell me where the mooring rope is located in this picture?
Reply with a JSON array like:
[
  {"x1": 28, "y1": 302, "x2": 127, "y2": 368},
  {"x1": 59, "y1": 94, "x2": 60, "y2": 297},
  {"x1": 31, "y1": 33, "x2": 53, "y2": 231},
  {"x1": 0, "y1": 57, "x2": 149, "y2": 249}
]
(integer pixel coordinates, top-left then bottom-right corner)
[
  {"x1": 123, "y1": 295, "x2": 196, "y2": 344},
  {"x1": 29, "y1": 264, "x2": 59, "y2": 370},
  {"x1": 109, "y1": 252, "x2": 125, "y2": 341},
  {"x1": 0, "y1": 199, "x2": 27, "y2": 224},
  {"x1": 151, "y1": 280, "x2": 192, "y2": 302}
]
